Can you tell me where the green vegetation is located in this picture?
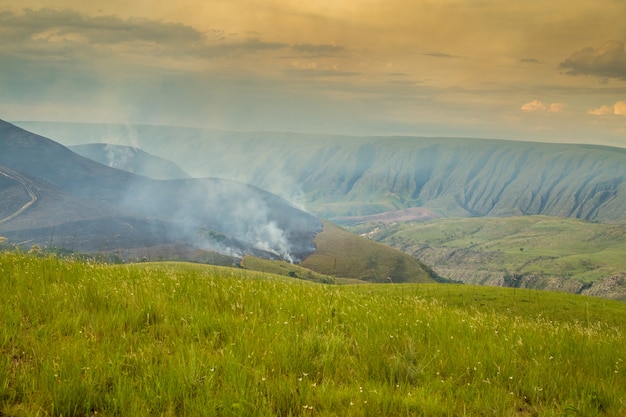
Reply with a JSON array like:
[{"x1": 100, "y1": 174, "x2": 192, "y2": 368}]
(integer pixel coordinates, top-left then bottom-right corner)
[
  {"x1": 346, "y1": 215, "x2": 626, "y2": 297},
  {"x1": 301, "y1": 222, "x2": 434, "y2": 283},
  {"x1": 241, "y1": 256, "x2": 338, "y2": 284},
  {"x1": 2, "y1": 251, "x2": 625, "y2": 416}
]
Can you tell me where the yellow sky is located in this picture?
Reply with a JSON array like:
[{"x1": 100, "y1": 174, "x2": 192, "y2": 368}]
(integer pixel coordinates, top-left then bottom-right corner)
[{"x1": 1, "y1": 0, "x2": 625, "y2": 144}]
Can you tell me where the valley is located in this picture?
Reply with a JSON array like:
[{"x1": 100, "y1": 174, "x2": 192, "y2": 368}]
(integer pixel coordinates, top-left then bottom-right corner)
[
  {"x1": 17, "y1": 122, "x2": 626, "y2": 222},
  {"x1": 10, "y1": 121, "x2": 626, "y2": 298},
  {"x1": 3, "y1": 2, "x2": 626, "y2": 414},
  {"x1": 343, "y1": 214, "x2": 626, "y2": 300},
  {"x1": 0, "y1": 120, "x2": 436, "y2": 284}
]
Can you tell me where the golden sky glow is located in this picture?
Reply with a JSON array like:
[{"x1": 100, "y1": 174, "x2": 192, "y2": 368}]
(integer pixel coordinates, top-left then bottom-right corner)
[{"x1": 1, "y1": 0, "x2": 626, "y2": 144}]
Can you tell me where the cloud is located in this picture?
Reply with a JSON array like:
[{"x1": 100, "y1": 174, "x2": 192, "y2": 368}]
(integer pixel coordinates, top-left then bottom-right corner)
[
  {"x1": 520, "y1": 58, "x2": 540, "y2": 64},
  {"x1": 560, "y1": 40, "x2": 626, "y2": 81},
  {"x1": 0, "y1": 8, "x2": 222, "y2": 69},
  {"x1": 588, "y1": 101, "x2": 626, "y2": 116},
  {"x1": 422, "y1": 51, "x2": 464, "y2": 59},
  {"x1": 587, "y1": 105, "x2": 613, "y2": 116},
  {"x1": 0, "y1": 8, "x2": 347, "y2": 62},
  {"x1": 549, "y1": 103, "x2": 566, "y2": 113},
  {"x1": 285, "y1": 68, "x2": 361, "y2": 78},
  {"x1": 521, "y1": 99, "x2": 547, "y2": 112},
  {"x1": 291, "y1": 43, "x2": 344, "y2": 56},
  {"x1": 615, "y1": 101, "x2": 626, "y2": 116},
  {"x1": 521, "y1": 100, "x2": 565, "y2": 113},
  {"x1": 0, "y1": 8, "x2": 204, "y2": 49},
  {"x1": 199, "y1": 38, "x2": 289, "y2": 58}
]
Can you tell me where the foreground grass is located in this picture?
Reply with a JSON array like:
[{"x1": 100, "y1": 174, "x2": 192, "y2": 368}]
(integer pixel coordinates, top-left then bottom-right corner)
[{"x1": 1, "y1": 252, "x2": 625, "y2": 416}]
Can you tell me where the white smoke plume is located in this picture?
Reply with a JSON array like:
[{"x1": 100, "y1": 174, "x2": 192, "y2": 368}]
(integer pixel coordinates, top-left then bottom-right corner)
[{"x1": 104, "y1": 143, "x2": 137, "y2": 171}]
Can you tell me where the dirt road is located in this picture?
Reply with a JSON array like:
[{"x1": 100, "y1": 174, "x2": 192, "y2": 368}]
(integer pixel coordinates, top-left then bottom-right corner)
[{"x1": 0, "y1": 168, "x2": 38, "y2": 224}]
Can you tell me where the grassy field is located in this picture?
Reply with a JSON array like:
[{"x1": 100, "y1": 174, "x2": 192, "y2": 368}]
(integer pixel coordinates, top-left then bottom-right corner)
[
  {"x1": 240, "y1": 256, "x2": 338, "y2": 284},
  {"x1": 1, "y1": 251, "x2": 625, "y2": 416},
  {"x1": 300, "y1": 222, "x2": 435, "y2": 284},
  {"x1": 345, "y1": 215, "x2": 626, "y2": 294}
]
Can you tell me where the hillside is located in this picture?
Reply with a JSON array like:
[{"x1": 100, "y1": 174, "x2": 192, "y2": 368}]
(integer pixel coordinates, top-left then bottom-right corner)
[
  {"x1": 2, "y1": 252, "x2": 625, "y2": 416},
  {"x1": 0, "y1": 120, "x2": 323, "y2": 262},
  {"x1": 0, "y1": 120, "x2": 437, "y2": 283},
  {"x1": 300, "y1": 221, "x2": 436, "y2": 283},
  {"x1": 346, "y1": 215, "x2": 626, "y2": 300},
  {"x1": 69, "y1": 143, "x2": 191, "y2": 180},
  {"x1": 16, "y1": 122, "x2": 626, "y2": 222}
]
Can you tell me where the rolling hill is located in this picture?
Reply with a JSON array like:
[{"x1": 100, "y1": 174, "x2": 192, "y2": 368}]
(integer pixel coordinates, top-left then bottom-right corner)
[
  {"x1": 15, "y1": 122, "x2": 626, "y2": 222},
  {"x1": 300, "y1": 221, "x2": 435, "y2": 283},
  {"x1": 0, "y1": 119, "x2": 436, "y2": 283}
]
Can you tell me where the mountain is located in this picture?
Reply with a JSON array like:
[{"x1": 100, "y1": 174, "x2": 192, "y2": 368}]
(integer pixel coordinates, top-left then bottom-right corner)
[
  {"x1": 0, "y1": 119, "x2": 321, "y2": 261},
  {"x1": 16, "y1": 122, "x2": 626, "y2": 222},
  {"x1": 0, "y1": 120, "x2": 436, "y2": 283},
  {"x1": 69, "y1": 143, "x2": 190, "y2": 180}
]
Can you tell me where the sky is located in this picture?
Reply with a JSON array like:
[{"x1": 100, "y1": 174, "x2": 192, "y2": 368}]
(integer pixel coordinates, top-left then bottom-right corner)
[{"x1": 1, "y1": 0, "x2": 626, "y2": 145}]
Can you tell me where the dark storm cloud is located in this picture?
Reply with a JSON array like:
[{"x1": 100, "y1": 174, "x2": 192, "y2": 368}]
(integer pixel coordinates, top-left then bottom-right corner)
[
  {"x1": 560, "y1": 40, "x2": 626, "y2": 80},
  {"x1": 0, "y1": 8, "x2": 204, "y2": 48},
  {"x1": 0, "y1": 8, "x2": 343, "y2": 61}
]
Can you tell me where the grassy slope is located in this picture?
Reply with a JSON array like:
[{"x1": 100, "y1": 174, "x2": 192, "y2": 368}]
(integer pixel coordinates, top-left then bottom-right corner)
[
  {"x1": 347, "y1": 215, "x2": 626, "y2": 293},
  {"x1": 300, "y1": 221, "x2": 435, "y2": 283},
  {"x1": 1, "y1": 252, "x2": 625, "y2": 416},
  {"x1": 241, "y1": 256, "x2": 339, "y2": 284}
]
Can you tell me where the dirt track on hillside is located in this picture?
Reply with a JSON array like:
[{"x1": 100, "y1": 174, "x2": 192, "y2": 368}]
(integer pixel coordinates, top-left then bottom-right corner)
[{"x1": 0, "y1": 168, "x2": 38, "y2": 224}]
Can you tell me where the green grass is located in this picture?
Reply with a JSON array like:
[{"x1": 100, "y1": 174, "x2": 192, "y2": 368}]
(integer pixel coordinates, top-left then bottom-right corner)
[
  {"x1": 301, "y1": 221, "x2": 435, "y2": 283},
  {"x1": 1, "y1": 251, "x2": 625, "y2": 416},
  {"x1": 348, "y1": 215, "x2": 626, "y2": 286},
  {"x1": 241, "y1": 256, "x2": 339, "y2": 284}
]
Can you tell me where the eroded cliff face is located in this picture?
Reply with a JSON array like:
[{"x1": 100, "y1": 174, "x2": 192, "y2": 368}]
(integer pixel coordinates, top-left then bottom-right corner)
[
  {"x1": 297, "y1": 140, "x2": 626, "y2": 221},
  {"x1": 402, "y1": 245, "x2": 626, "y2": 300},
  {"x1": 350, "y1": 215, "x2": 626, "y2": 300}
]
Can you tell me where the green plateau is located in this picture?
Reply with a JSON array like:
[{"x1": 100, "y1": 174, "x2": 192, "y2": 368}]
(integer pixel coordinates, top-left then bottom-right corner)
[{"x1": 344, "y1": 215, "x2": 626, "y2": 300}]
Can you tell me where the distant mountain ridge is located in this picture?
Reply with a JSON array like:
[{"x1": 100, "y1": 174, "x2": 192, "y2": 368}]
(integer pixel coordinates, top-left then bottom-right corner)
[
  {"x1": 16, "y1": 122, "x2": 626, "y2": 222},
  {"x1": 69, "y1": 143, "x2": 190, "y2": 180}
]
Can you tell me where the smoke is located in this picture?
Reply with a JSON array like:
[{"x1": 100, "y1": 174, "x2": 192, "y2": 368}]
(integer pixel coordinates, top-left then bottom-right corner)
[
  {"x1": 249, "y1": 222, "x2": 293, "y2": 263},
  {"x1": 104, "y1": 143, "x2": 137, "y2": 171},
  {"x1": 101, "y1": 124, "x2": 140, "y2": 148},
  {"x1": 202, "y1": 181, "x2": 301, "y2": 263},
  {"x1": 121, "y1": 177, "x2": 320, "y2": 264}
]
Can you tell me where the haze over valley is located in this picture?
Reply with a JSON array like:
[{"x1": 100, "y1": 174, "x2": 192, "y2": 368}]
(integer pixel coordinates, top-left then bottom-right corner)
[
  {"x1": 3, "y1": 119, "x2": 626, "y2": 299},
  {"x1": 1, "y1": 1, "x2": 626, "y2": 293}
]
